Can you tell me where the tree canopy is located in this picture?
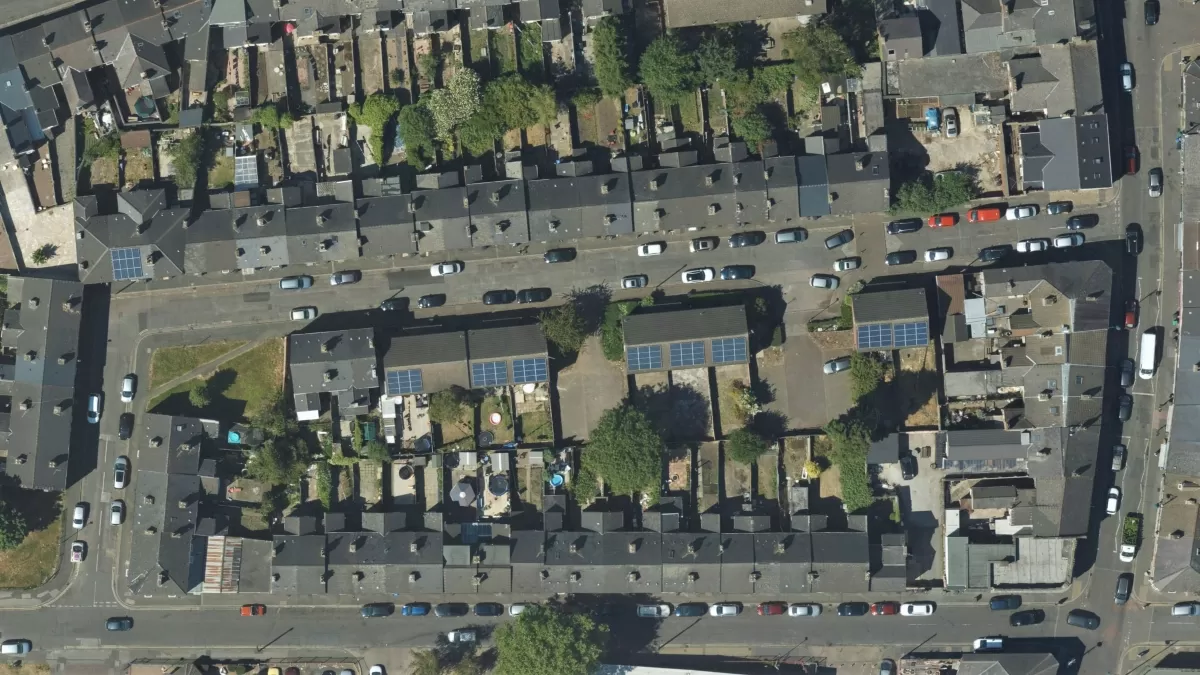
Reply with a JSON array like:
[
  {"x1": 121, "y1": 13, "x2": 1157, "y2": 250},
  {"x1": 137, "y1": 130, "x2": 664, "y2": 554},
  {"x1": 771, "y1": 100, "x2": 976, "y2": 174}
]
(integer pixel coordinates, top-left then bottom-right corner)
[
  {"x1": 188, "y1": 380, "x2": 211, "y2": 408},
  {"x1": 0, "y1": 500, "x2": 28, "y2": 551},
  {"x1": 457, "y1": 76, "x2": 557, "y2": 155},
  {"x1": 349, "y1": 92, "x2": 402, "y2": 164},
  {"x1": 639, "y1": 33, "x2": 699, "y2": 105},
  {"x1": 251, "y1": 102, "x2": 294, "y2": 131},
  {"x1": 429, "y1": 387, "x2": 469, "y2": 426},
  {"x1": 591, "y1": 16, "x2": 633, "y2": 98},
  {"x1": 493, "y1": 605, "x2": 608, "y2": 675},
  {"x1": 427, "y1": 69, "x2": 482, "y2": 140},
  {"x1": 732, "y1": 108, "x2": 772, "y2": 145},
  {"x1": 169, "y1": 130, "x2": 205, "y2": 189},
  {"x1": 725, "y1": 428, "x2": 771, "y2": 465},
  {"x1": 696, "y1": 31, "x2": 739, "y2": 87},
  {"x1": 823, "y1": 412, "x2": 876, "y2": 512},
  {"x1": 583, "y1": 403, "x2": 664, "y2": 499},
  {"x1": 786, "y1": 23, "x2": 860, "y2": 88},
  {"x1": 892, "y1": 172, "x2": 978, "y2": 214},
  {"x1": 539, "y1": 302, "x2": 588, "y2": 355},
  {"x1": 398, "y1": 103, "x2": 437, "y2": 166}
]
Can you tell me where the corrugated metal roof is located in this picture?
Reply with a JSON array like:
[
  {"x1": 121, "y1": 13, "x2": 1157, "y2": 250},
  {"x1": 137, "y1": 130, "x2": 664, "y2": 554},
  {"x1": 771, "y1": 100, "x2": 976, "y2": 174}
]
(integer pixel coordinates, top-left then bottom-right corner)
[{"x1": 623, "y1": 305, "x2": 747, "y2": 346}]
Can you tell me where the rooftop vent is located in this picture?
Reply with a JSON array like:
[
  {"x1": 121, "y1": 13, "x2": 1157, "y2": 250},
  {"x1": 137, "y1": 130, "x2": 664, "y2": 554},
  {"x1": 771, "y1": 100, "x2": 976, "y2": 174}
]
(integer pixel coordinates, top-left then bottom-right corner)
[
  {"x1": 627, "y1": 571, "x2": 640, "y2": 581},
  {"x1": 570, "y1": 571, "x2": 581, "y2": 581},
  {"x1": 409, "y1": 571, "x2": 420, "y2": 582}
]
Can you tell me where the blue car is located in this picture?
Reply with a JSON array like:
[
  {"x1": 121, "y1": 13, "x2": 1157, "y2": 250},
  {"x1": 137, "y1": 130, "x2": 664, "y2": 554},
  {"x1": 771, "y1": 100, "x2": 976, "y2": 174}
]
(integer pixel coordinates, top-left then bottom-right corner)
[{"x1": 401, "y1": 603, "x2": 430, "y2": 616}]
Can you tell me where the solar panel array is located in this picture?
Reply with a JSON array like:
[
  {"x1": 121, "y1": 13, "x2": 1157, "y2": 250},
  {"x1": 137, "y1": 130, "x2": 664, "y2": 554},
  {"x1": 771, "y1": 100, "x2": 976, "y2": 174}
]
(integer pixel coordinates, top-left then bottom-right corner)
[
  {"x1": 512, "y1": 358, "x2": 548, "y2": 383},
  {"x1": 669, "y1": 341, "x2": 706, "y2": 368},
  {"x1": 111, "y1": 247, "x2": 145, "y2": 281},
  {"x1": 857, "y1": 323, "x2": 893, "y2": 349},
  {"x1": 893, "y1": 321, "x2": 930, "y2": 347},
  {"x1": 856, "y1": 321, "x2": 930, "y2": 349},
  {"x1": 234, "y1": 155, "x2": 259, "y2": 190},
  {"x1": 626, "y1": 345, "x2": 662, "y2": 371},
  {"x1": 471, "y1": 361, "x2": 508, "y2": 387},
  {"x1": 711, "y1": 337, "x2": 748, "y2": 363},
  {"x1": 386, "y1": 369, "x2": 423, "y2": 395}
]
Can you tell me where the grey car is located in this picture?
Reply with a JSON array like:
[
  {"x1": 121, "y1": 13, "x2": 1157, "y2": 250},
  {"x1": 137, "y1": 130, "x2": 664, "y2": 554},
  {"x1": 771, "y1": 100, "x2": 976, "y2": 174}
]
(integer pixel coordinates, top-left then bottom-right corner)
[
  {"x1": 279, "y1": 275, "x2": 313, "y2": 290},
  {"x1": 824, "y1": 230, "x2": 854, "y2": 249},
  {"x1": 775, "y1": 228, "x2": 808, "y2": 244},
  {"x1": 330, "y1": 270, "x2": 360, "y2": 285},
  {"x1": 823, "y1": 357, "x2": 851, "y2": 375}
]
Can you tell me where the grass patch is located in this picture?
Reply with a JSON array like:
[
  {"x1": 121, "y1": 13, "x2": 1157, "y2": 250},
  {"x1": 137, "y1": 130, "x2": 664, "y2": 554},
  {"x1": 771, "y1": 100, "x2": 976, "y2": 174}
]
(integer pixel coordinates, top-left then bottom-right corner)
[
  {"x1": 0, "y1": 492, "x2": 60, "y2": 590},
  {"x1": 526, "y1": 464, "x2": 544, "y2": 510},
  {"x1": 676, "y1": 95, "x2": 701, "y2": 133},
  {"x1": 492, "y1": 28, "x2": 517, "y2": 75},
  {"x1": 208, "y1": 153, "x2": 235, "y2": 189},
  {"x1": 519, "y1": 22, "x2": 543, "y2": 78},
  {"x1": 148, "y1": 340, "x2": 284, "y2": 422},
  {"x1": 757, "y1": 459, "x2": 778, "y2": 499},
  {"x1": 0, "y1": 665, "x2": 51, "y2": 675},
  {"x1": 149, "y1": 340, "x2": 247, "y2": 390},
  {"x1": 480, "y1": 395, "x2": 515, "y2": 444},
  {"x1": 601, "y1": 300, "x2": 639, "y2": 361},
  {"x1": 519, "y1": 409, "x2": 553, "y2": 443}
]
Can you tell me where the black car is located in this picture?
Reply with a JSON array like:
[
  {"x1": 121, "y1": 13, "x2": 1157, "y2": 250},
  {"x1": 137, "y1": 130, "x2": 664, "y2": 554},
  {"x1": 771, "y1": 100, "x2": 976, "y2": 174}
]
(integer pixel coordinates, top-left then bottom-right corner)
[
  {"x1": 824, "y1": 229, "x2": 854, "y2": 249},
  {"x1": 544, "y1": 248, "x2": 577, "y2": 263},
  {"x1": 517, "y1": 288, "x2": 553, "y2": 304},
  {"x1": 837, "y1": 602, "x2": 870, "y2": 616},
  {"x1": 434, "y1": 603, "x2": 470, "y2": 617},
  {"x1": 674, "y1": 603, "x2": 708, "y2": 617},
  {"x1": 886, "y1": 219, "x2": 922, "y2": 235},
  {"x1": 729, "y1": 231, "x2": 766, "y2": 248},
  {"x1": 885, "y1": 250, "x2": 918, "y2": 266},
  {"x1": 416, "y1": 294, "x2": 446, "y2": 310},
  {"x1": 482, "y1": 290, "x2": 517, "y2": 305},
  {"x1": 1065, "y1": 215, "x2": 1098, "y2": 230},
  {"x1": 720, "y1": 265, "x2": 755, "y2": 280},
  {"x1": 1046, "y1": 201, "x2": 1073, "y2": 215},
  {"x1": 989, "y1": 595, "x2": 1021, "y2": 610},
  {"x1": 474, "y1": 602, "x2": 505, "y2": 617},
  {"x1": 1009, "y1": 609, "x2": 1045, "y2": 627},
  {"x1": 360, "y1": 603, "x2": 394, "y2": 618},
  {"x1": 1120, "y1": 358, "x2": 1136, "y2": 387},
  {"x1": 1117, "y1": 394, "x2": 1134, "y2": 421},
  {"x1": 1066, "y1": 608, "x2": 1101, "y2": 630},
  {"x1": 1145, "y1": 0, "x2": 1159, "y2": 24},
  {"x1": 105, "y1": 617, "x2": 133, "y2": 631},
  {"x1": 118, "y1": 412, "x2": 134, "y2": 441},
  {"x1": 979, "y1": 245, "x2": 1013, "y2": 262},
  {"x1": 380, "y1": 298, "x2": 407, "y2": 311},
  {"x1": 1127, "y1": 224, "x2": 1143, "y2": 255},
  {"x1": 1115, "y1": 573, "x2": 1133, "y2": 605},
  {"x1": 900, "y1": 453, "x2": 917, "y2": 481}
]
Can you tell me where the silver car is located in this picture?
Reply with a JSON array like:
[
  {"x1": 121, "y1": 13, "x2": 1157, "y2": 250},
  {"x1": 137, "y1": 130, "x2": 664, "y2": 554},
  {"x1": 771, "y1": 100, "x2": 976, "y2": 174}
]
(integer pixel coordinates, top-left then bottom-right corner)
[
  {"x1": 113, "y1": 456, "x2": 129, "y2": 489},
  {"x1": 823, "y1": 357, "x2": 851, "y2": 375},
  {"x1": 330, "y1": 270, "x2": 360, "y2": 285},
  {"x1": 810, "y1": 274, "x2": 840, "y2": 289}
]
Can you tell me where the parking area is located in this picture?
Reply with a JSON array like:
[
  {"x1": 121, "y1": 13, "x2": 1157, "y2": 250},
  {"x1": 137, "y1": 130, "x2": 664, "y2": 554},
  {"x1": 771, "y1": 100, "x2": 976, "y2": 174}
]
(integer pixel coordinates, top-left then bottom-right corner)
[
  {"x1": 887, "y1": 106, "x2": 1005, "y2": 194},
  {"x1": 878, "y1": 431, "x2": 944, "y2": 583},
  {"x1": 556, "y1": 336, "x2": 628, "y2": 442}
]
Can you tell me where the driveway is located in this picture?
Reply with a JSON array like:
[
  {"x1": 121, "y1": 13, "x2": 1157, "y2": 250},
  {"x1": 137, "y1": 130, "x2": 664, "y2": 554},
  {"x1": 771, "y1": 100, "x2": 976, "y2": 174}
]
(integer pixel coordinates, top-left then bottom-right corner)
[{"x1": 556, "y1": 335, "x2": 627, "y2": 442}]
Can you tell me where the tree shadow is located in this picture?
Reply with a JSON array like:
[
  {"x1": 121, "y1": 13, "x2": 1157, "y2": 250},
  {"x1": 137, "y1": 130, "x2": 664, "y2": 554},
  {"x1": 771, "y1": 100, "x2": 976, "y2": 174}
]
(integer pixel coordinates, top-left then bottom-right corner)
[
  {"x1": 634, "y1": 382, "x2": 712, "y2": 443},
  {"x1": 0, "y1": 476, "x2": 61, "y2": 530},
  {"x1": 750, "y1": 410, "x2": 789, "y2": 439},
  {"x1": 567, "y1": 284, "x2": 614, "y2": 335}
]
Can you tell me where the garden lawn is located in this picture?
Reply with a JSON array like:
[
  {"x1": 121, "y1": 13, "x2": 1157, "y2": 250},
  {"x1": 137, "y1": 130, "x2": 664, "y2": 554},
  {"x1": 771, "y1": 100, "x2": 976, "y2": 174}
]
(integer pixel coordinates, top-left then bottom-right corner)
[
  {"x1": 519, "y1": 410, "x2": 553, "y2": 443},
  {"x1": 480, "y1": 395, "x2": 515, "y2": 444},
  {"x1": 147, "y1": 339, "x2": 284, "y2": 422},
  {"x1": 0, "y1": 496, "x2": 60, "y2": 589},
  {"x1": 149, "y1": 340, "x2": 247, "y2": 390}
]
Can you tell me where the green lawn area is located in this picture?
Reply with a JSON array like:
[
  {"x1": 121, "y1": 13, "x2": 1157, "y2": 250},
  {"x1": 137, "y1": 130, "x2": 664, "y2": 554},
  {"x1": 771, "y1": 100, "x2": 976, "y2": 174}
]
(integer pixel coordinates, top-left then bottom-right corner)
[
  {"x1": 757, "y1": 457, "x2": 778, "y2": 499},
  {"x1": 519, "y1": 22, "x2": 543, "y2": 78},
  {"x1": 491, "y1": 28, "x2": 517, "y2": 75},
  {"x1": 148, "y1": 339, "x2": 285, "y2": 422},
  {"x1": 518, "y1": 409, "x2": 553, "y2": 443},
  {"x1": 148, "y1": 340, "x2": 247, "y2": 390},
  {"x1": 0, "y1": 492, "x2": 60, "y2": 589},
  {"x1": 480, "y1": 395, "x2": 514, "y2": 444},
  {"x1": 525, "y1": 463, "x2": 544, "y2": 510},
  {"x1": 208, "y1": 154, "x2": 235, "y2": 189},
  {"x1": 676, "y1": 95, "x2": 701, "y2": 134}
]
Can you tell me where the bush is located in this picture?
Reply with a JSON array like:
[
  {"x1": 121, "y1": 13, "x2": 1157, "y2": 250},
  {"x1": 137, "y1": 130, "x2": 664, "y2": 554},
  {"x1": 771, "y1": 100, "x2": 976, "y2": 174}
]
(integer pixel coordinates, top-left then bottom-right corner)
[
  {"x1": 188, "y1": 380, "x2": 210, "y2": 408},
  {"x1": 849, "y1": 352, "x2": 887, "y2": 403},
  {"x1": 349, "y1": 93, "x2": 401, "y2": 164},
  {"x1": 251, "y1": 102, "x2": 294, "y2": 131},
  {"x1": 539, "y1": 302, "x2": 588, "y2": 355},
  {"x1": 639, "y1": 33, "x2": 699, "y2": 105},
  {"x1": 725, "y1": 428, "x2": 770, "y2": 465},
  {"x1": 429, "y1": 388, "x2": 468, "y2": 426},
  {"x1": 892, "y1": 171, "x2": 978, "y2": 214},
  {"x1": 169, "y1": 131, "x2": 204, "y2": 188},
  {"x1": 803, "y1": 459, "x2": 822, "y2": 478},
  {"x1": 30, "y1": 244, "x2": 55, "y2": 265},
  {"x1": 723, "y1": 380, "x2": 761, "y2": 425},
  {"x1": 732, "y1": 108, "x2": 772, "y2": 145},
  {"x1": 315, "y1": 461, "x2": 332, "y2": 510},
  {"x1": 0, "y1": 499, "x2": 28, "y2": 551},
  {"x1": 600, "y1": 301, "x2": 638, "y2": 361},
  {"x1": 428, "y1": 69, "x2": 481, "y2": 140},
  {"x1": 398, "y1": 103, "x2": 437, "y2": 166},
  {"x1": 581, "y1": 404, "x2": 664, "y2": 500},
  {"x1": 83, "y1": 132, "x2": 120, "y2": 162},
  {"x1": 786, "y1": 23, "x2": 861, "y2": 89},
  {"x1": 824, "y1": 413, "x2": 875, "y2": 512},
  {"x1": 363, "y1": 440, "x2": 391, "y2": 462},
  {"x1": 591, "y1": 16, "x2": 633, "y2": 98},
  {"x1": 571, "y1": 88, "x2": 603, "y2": 112}
]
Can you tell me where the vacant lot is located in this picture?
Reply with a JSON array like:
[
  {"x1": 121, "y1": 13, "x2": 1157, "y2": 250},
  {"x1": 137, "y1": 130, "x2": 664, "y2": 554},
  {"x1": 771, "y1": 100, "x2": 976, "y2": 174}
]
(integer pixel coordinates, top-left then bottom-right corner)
[
  {"x1": 148, "y1": 339, "x2": 284, "y2": 422},
  {"x1": 149, "y1": 340, "x2": 247, "y2": 390},
  {"x1": 897, "y1": 346, "x2": 940, "y2": 429},
  {"x1": 0, "y1": 490, "x2": 60, "y2": 589}
]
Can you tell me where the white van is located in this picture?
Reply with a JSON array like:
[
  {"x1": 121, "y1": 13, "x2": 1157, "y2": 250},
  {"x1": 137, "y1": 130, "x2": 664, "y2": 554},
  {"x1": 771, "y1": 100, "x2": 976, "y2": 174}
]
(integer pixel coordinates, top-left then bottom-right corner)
[{"x1": 1139, "y1": 330, "x2": 1158, "y2": 380}]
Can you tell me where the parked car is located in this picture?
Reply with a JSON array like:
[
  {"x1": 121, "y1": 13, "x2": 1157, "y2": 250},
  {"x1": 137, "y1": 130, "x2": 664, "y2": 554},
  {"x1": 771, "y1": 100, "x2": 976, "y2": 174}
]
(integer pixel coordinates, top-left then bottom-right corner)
[
  {"x1": 360, "y1": 603, "x2": 394, "y2": 618},
  {"x1": 1016, "y1": 238, "x2": 1049, "y2": 253},
  {"x1": 474, "y1": 603, "x2": 504, "y2": 617},
  {"x1": 989, "y1": 595, "x2": 1021, "y2": 610},
  {"x1": 279, "y1": 275, "x2": 313, "y2": 290},
  {"x1": 290, "y1": 307, "x2": 317, "y2": 321},
  {"x1": 729, "y1": 231, "x2": 766, "y2": 247},
  {"x1": 708, "y1": 603, "x2": 741, "y2": 617},
  {"x1": 1053, "y1": 233, "x2": 1085, "y2": 248},
  {"x1": 887, "y1": 219, "x2": 922, "y2": 235},
  {"x1": 434, "y1": 603, "x2": 469, "y2": 617},
  {"x1": 823, "y1": 357, "x2": 851, "y2": 375},
  {"x1": 871, "y1": 602, "x2": 899, "y2": 616},
  {"x1": 924, "y1": 248, "x2": 952, "y2": 262},
  {"x1": 416, "y1": 294, "x2": 446, "y2": 309},
  {"x1": 1126, "y1": 145, "x2": 1140, "y2": 175},
  {"x1": 113, "y1": 456, "x2": 129, "y2": 489},
  {"x1": 516, "y1": 288, "x2": 552, "y2": 304},
  {"x1": 690, "y1": 237, "x2": 719, "y2": 252},
  {"x1": 1066, "y1": 215, "x2": 1097, "y2": 230},
  {"x1": 1115, "y1": 573, "x2": 1133, "y2": 604},
  {"x1": 1117, "y1": 394, "x2": 1134, "y2": 422},
  {"x1": 105, "y1": 617, "x2": 133, "y2": 631},
  {"x1": 1172, "y1": 602, "x2": 1200, "y2": 616},
  {"x1": 943, "y1": 107, "x2": 959, "y2": 137},
  {"x1": 118, "y1": 413, "x2": 133, "y2": 441},
  {"x1": 544, "y1": 248, "x2": 577, "y2": 263},
  {"x1": 1107, "y1": 487, "x2": 1122, "y2": 515},
  {"x1": 885, "y1": 250, "x2": 918, "y2": 266},
  {"x1": 969, "y1": 207, "x2": 1004, "y2": 222},
  {"x1": 380, "y1": 298, "x2": 406, "y2": 311},
  {"x1": 240, "y1": 604, "x2": 267, "y2": 616},
  {"x1": 673, "y1": 603, "x2": 707, "y2": 617},
  {"x1": 1067, "y1": 609, "x2": 1101, "y2": 629},
  {"x1": 638, "y1": 243, "x2": 665, "y2": 256},
  {"x1": 1121, "y1": 358, "x2": 1136, "y2": 387},
  {"x1": 509, "y1": 603, "x2": 533, "y2": 616},
  {"x1": 70, "y1": 541, "x2": 86, "y2": 563},
  {"x1": 837, "y1": 602, "x2": 870, "y2": 616},
  {"x1": 979, "y1": 245, "x2": 1012, "y2": 262},
  {"x1": 1005, "y1": 205, "x2": 1038, "y2": 220},
  {"x1": 900, "y1": 454, "x2": 917, "y2": 480},
  {"x1": 824, "y1": 230, "x2": 854, "y2": 249},
  {"x1": 87, "y1": 393, "x2": 102, "y2": 424},
  {"x1": 810, "y1": 274, "x2": 840, "y2": 290},
  {"x1": 330, "y1": 270, "x2": 360, "y2": 285},
  {"x1": 973, "y1": 637, "x2": 1005, "y2": 652},
  {"x1": 369, "y1": 667, "x2": 384, "y2": 675},
  {"x1": 1127, "y1": 224, "x2": 1143, "y2": 255},
  {"x1": 622, "y1": 275, "x2": 648, "y2": 289},
  {"x1": 788, "y1": 603, "x2": 822, "y2": 617},
  {"x1": 430, "y1": 262, "x2": 463, "y2": 276},
  {"x1": 0, "y1": 640, "x2": 31, "y2": 655},
  {"x1": 72, "y1": 503, "x2": 87, "y2": 529},
  {"x1": 1112, "y1": 444, "x2": 1127, "y2": 471},
  {"x1": 927, "y1": 214, "x2": 957, "y2": 228},
  {"x1": 1121, "y1": 62, "x2": 1134, "y2": 91},
  {"x1": 720, "y1": 265, "x2": 755, "y2": 280},
  {"x1": 110, "y1": 500, "x2": 124, "y2": 525},
  {"x1": 900, "y1": 602, "x2": 935, "y2": 616},
  {"x1": 880, "y1": 659, "x2": 896, "y2": 675},
  {"x1": 120, "y1": 374, "x2": 135, "y2": 403},
  {"x1": 1126, "y1": 300, "x2": 1140, "y2": 329},
  {"x1": 482, "y1": 290, "x2": 517, "y2": 305},
  {"x1": 1149, "y1": 167, "x2": 1164, "y2": 197},
  {"x1": 1009, "y1": 609, "x2": 1044, "y2": 626},
  {"x1": 682, "y1": 268, "x2": 715, "y2": 284},
  {"x1": 834, "y1": 257, "x2": 861, "y2": 272},
  {"x1": 1046, "y1": 201, "x2": 1073, "y2": 214},
  {"x1": 757, "y1": 602, "x2": 787, "y2": 616},
  {"x1": 1145, "y1": 0, "x2": 1159, "y2": 24},
  {"x1": 447, "y1": 630, "x2": 476, "y2": 643},
  {"x1": 774, "y1": 228, "x2": 807, "y2": 244},
  {"x1": 637, "y1": 604, "x2": 672, "y2": 618}
]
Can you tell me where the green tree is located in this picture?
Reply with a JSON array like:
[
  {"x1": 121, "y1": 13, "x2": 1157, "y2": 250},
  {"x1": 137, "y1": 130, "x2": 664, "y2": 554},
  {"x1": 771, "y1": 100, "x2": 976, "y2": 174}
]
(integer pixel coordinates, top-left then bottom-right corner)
[
  {"x1": 786, "y1": 23, "x2": 860, "y2": 88},
  {"x1": 600, "y1": 300, "x2": 638, "y2": 361},
  {"x1": 30, "y1": 244, "x2": 54, "y2": 265},
  {"x1": 363, "y1": 440, "x2": 391, "y2": 463},
  {"x1": 849, "y1": 352, "x2": 888, "y2": 403},
  {"x1": 494, "y1": 605, "x2": 608, "y2": 675},
  {"x1": 571, "y1": 88, "x2": 603, "y2": 111},
  {"x1": 428, "y1": 69, "x2": 482, "y2": 140},
  {"x1": 246, "y1": 436, "x2": 307, "y2": 486},
  {"x1": 349, "y1": 92, "x2": 402, "y2": 164},
  {"x1": 486, "y1": 75, "x2": 558, "y2": 130},
  {"x1": 169, "y1": 131, "x2": 204, "y2": 189},
  {"x1": 892, "y1": 172, "x2": 977, "y2": 214},
  {"x1": 592, "y1": 16, "x2": 633, "y2": 98},
  {"x1": 457, "y1": 110, "x2": 505, "y2": 156},
  {"x1": 823, "y1": 413, "x2": 875, "y2": 512},
  {"x1": 581, "y1": 403, "x2": 663, "y2": 500},
  {"x1": 188, "y1": 380, "x2": 211, "y2": 408},
  {"x1": 0, "y1": 500, "x2": 28, "y2": 551},
  {"x1": 639, "y1": 33, "x2": 699, "y2": 105},
  {"x1": 251, "y1": 103, "x2": 294, "y2": 131},
  {"x1": 398, "y1": 103, "x2": 438, "y2": 166},
  {"x1": 411, "y1": 650, "x2": 441, "y2": 675},
  {"x1": 725, "y1": 428, "x2": 770, "y2": 464},
  {"x1": 539, "y1": 302, "x2": 587, "y2": 355},
  {"x1": 732, "y1": 108, "x2": 772, "y2": 145},
  {"x1": 696, "y1": 31, "x2": 738, "y2": 87},
  {"x1": 429, "y1": 387, "x2": 469, "y2": 426}
]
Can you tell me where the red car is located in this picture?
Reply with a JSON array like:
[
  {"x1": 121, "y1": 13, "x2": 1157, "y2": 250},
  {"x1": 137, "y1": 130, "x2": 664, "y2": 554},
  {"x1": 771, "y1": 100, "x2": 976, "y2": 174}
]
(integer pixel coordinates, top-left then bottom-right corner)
[
  {"x1": 757, "y1": 601, "x2": 787, "y2": 616},
  {"x1": 1126, "y1": 146, "x2": 1139, "y2": 175},
  {"x1": 1125, "y1": 300, "x2": 1139, "y2": 329},
  {"x1": 871, "y1": 601, "x2": 900, "y2": 616},
  {"x1": 240, "y1": 604, "x2": 267, "y2": 616},
  {"x1": 928, "y1": 213, "x2": 958, "y2": 228}
]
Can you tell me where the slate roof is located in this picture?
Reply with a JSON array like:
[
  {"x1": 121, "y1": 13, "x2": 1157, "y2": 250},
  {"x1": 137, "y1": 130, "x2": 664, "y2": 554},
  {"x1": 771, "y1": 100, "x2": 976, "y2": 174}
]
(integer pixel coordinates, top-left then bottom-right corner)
[
  {"x1": 74, "y1": 189, "x2": 190, "y2": 284},
  {"x1": 853, "y1": 288, "x2": 928, "y2": 324},
  {"x1": 527, "y1": 174, "x2": 634, "y2": 241},
  {"x1": 662, "y1": 0, "x2": 825, "y2": 27},
  {"x1": 881, "y1": 16, "x2": 923, "y2": 60},
  {"x1": 467, "y1": 324, "x2": 547, "y2": 361},
  {"x1": 826, "y1": 152, "x2": 890, "y2": 215},
  {"x1": 982, "y1": 261, "x2": 1113, "y2": 332},
  {"x1": 288, "y1": 328, "x2": 380, "y2": 397},
  {"x1": 1020, "y1": 114, "x2": 1112, "y2": 191},
  {"x1": 631, "y1": 164, "x2": 741, "y2": 232},
  {"x1": 623, "y1": 305, "x2": 747, "y2": 346}
]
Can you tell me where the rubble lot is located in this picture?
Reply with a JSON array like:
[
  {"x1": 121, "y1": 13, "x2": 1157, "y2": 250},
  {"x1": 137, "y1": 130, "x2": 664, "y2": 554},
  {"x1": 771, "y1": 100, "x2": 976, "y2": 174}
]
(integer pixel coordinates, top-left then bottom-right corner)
[{"x1": 887, "y1": 108, "x2": 1005, "y2": 193}]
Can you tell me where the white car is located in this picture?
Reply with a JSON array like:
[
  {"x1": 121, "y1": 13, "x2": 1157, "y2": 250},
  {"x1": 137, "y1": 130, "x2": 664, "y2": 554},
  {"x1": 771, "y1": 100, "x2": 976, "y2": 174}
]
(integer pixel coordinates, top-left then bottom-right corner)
[
  {"x1": 369, "y1": 667, "x2": 384, "y2": 675},
  {"x1": 810, "y1": 274, "x2": 839, "y2": 289},
  {"x1": 72, "y1": 503, "x2": 87, "y2": 529},
  {"x1": 70, "y1": 541, "x2": 85, "y2": 563},
  {"x1": 1005, "y1": 205, "x2": 1038, "y2": 220},
  {"x1": 290, "y1": 307, "x2": 317, "y2": 321},
  {"x1": 689, "y1": 237, "x2": 718, "y2": 252},
  {"x1": 622, "y1": 275, "x2": 648, "y2": 290},
  {"x1": 636, "y1": 604, "x2": 672, "y2": 618},
  {"x1": 834, "y1": 257, "x2": 860, "y2": 272},
  {"x1": 637, "y1": 243, "x2": 665, "y2": 256},
  {"x1": 900, "y1": 602, "x2": 935, "y2": 616},
  {"x1": 509, "y1": 603, "x2": 531, "y2": 616},
  {"x1": 924, "y1": 248, "x2": 951, "y2": 262},
  {"x1": 681, "y1": 268, "x2": 715, "y2": 284},
  {"x1": 1015, "y1": 238, "x2": 1049, "y2": 253},
  {"x1": 1053, "y1": 233, "x2": 1084, "y2": 248},
  {"x1": 120, "y1": 375, "x2": 135, "y2": 403},
  {"x1": 430, "y1": 262, "x2": 463, "y2": 276},
  {"x1": 110, "y1": 500, "x2": 124, "y2": 525},
  {"x1": 708, "y1": 603, "x2": 741, "y2": 617},
  {"x1": 447, "y1": 630, "x2": 476, "y2": 643},
  {"x1": 87, "y1": 393, "x2": 102, "y2": 424},
  {"x1": 113, "y1": 456, "x2": 129, "y2": 489},
  {"x1": 788, "y1": 603, "x2": 822, "y2": 617},
  {"x1": 1107, "y1": 487, "x2": 1121, "y2": 515}
]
